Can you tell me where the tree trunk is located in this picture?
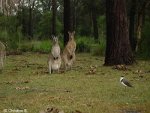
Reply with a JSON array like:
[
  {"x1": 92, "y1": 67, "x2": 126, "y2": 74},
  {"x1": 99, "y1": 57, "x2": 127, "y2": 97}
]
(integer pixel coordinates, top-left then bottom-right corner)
[
  {"x1": 129, "y1": 0, "x2": 137, "y2": 52},
  {"x1": 0, "y1": 0, "x2": 2, "y2": 13},
  {"x1": 135, "y1": 0, "x2": 150, "y2": 52},
  {"x1": 91, "y1": 9, "x2": 99, "y2": 42},
  {"x1": 64, "y1": 0, "x2": 73, "y2": 46},
  {"x1": 52, "y1": 0, "x2": 56, "y2": 35},
  {"x1": 22, "y1": 3, "x2": 26, "y2": 36},
  {"x1": 105, "y1": 0, "x2": 134, "y2": 65},
  {"x1": 28, "y1": 0, "x2": 35, "y2": 39},
  {"x1": 28, "y1": 6, "x2": 32, "y2": 39},
  {"x1": 72, "y1": 0, "x2": 76, "y2": 30}
]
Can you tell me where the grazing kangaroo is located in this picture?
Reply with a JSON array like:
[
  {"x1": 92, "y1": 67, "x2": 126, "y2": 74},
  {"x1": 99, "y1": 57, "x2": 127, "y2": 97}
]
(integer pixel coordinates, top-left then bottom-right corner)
[
  {"x1": 48, "y1": 36, "x2": 61, "y2": 74},
  {"x1": 62, "y1": 31, "x2": 76, "y2": 70},
  {"x1": 0, "y1": 41, "x2": 6, "y2": 71}
]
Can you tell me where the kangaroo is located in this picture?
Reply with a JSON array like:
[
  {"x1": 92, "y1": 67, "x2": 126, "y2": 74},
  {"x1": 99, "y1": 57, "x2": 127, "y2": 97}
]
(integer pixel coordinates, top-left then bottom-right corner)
[
  {"x1": 0, "y1": 41, "x2": 6, "y2": 71},
  {"x1": 51, "y1": 36, "x2": 60, "y2": 60},
  {"x1": 48, "y1": 36, "x2": 61, "y2": 74},
  {"x1": 62, "y1": 31, "x2": 76, "y2": 70},
  {"x1": 48, "y1": 54, "x2": 61, "y2": 74}
]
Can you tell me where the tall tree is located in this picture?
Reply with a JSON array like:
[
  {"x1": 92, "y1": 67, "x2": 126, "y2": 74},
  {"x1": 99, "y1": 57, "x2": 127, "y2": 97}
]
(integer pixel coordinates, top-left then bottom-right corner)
[
  {"x1": 72, "y1": 0, "x2": 76, "y2": 30},
  {"x1": 52, "y1": 0, "x2": 56, "y2": 35},
  {"x1": 20, "y1": 0, "x2": 28, "y2": 36},
  {"x1": 135, "y1": 0, "x2": 150, "y2": 52},
  {"x1": 91, "y1": 8, "x2": 99, "y2": 41},
  {"x1": 28, "y1": 0, "x2": 35, "y2": 39},
  {"x1": 129, "y1": 0, "x2": 137, "y2": 51},
  {"x1": 64, "y1": 0, "x2": 73, "y2": 46},
  {"x1": 105, "y1": 0, "x2": 134, "y2": 65},
  {"x1": 82, "y1": 0, "x2": 99, "y2": 41}
]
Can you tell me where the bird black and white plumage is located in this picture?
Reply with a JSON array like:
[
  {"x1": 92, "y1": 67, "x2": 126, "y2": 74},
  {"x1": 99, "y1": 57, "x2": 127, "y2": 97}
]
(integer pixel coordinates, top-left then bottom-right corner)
[{"x1": 120, "y1": 76, "x2": 133, "y2": 87}]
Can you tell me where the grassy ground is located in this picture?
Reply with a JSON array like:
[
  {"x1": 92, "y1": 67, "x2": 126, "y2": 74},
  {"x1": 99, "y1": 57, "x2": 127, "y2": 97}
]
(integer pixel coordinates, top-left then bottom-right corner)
[{"x1": 0, "y1": 53, "x2": 150, "y2": 113}]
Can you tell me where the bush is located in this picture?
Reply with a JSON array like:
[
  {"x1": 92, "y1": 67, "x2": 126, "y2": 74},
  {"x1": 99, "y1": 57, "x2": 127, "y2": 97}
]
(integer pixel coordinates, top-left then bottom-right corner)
[
  {"x1": 138, "y1": 20, "x2": 150, "y2": 59},
  {"x1": 97, "y1": 15, "x2": 106, "y2": 39},
  {"x1": 0, "y1": 27, "x2": 23, "y2": 51},
  {"x1": 76, "y1": 36, "x2": 106, "y2": 55},
  {"x1": 0, "y1": 30, "x2": 9, "y2": 42},
  {"x1": 0, "y1": 15, "x2": 23, "y2": 52},
  {"x1": 32, "y1": 40, "x2": 51, "y2": 53},
  {"x1": 20, "y1": 40, "x2": 52, "y2": 53},
  {"x1": 92, "y1": 38, "x2": 106, "y2": 56},
  {"x1": 20, "y1": 41, "x2": 33, "y2": 52},
  {"x1": 76, "y1": 36, "x2": 94, "y2": 53},
  {"x1": 36, "y1": 12, "x2": 63, "y2": 39}
]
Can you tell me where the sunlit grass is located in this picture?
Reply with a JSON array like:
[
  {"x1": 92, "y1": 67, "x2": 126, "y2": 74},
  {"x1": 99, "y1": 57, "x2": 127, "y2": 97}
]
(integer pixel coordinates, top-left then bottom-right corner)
[{"x1": 0, "y1": 53, "x2": 150, "y2": 113}]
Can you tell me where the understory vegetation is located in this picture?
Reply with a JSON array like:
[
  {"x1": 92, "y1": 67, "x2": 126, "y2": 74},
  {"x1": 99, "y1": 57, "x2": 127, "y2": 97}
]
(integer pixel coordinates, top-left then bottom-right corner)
[
  {"x1": 0, "y1": 14, "x2": 150, "y2": 58},
  {"x1": 0, "y1": 29, "x2": 106, "y2": 56},
  {"x1": 137, "y1": 21, "x2": 150, "y2": 59}
]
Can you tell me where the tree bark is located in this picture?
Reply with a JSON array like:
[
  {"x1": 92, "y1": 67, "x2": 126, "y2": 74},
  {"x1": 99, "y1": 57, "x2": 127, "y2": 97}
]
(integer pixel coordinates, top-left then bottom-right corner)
[
  {"x1": 129, "y1": 0, "x2": 137, "y2": 52},
  {"x1": 52, "y1": 0, "x2": 56, "y2": 35},
  {"x1": 105, "y1": 0, "x2": 134, "y2": 65},
  {"x1": 64, "y1": 0, "x2": 73, "y2": 46},
  {"x1": 28, "y1": 0, "x2": 33, "y2": 39},
  {"x1": 72, "y1": 0, "x2": 76, "y2": 30},
  {"x1": 22, "y1": 0, "x2": 26, "y2": 36}
]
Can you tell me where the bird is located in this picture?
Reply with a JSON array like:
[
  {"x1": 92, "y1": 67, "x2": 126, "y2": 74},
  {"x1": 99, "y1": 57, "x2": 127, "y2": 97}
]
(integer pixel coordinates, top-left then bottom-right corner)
[{"x1": 120, "y1": 76, "x2": 133, "y2": 87}]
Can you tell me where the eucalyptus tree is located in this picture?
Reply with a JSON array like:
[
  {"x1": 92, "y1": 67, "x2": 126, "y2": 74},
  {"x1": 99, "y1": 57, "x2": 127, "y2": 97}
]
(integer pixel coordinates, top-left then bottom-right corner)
[
  {"x1": 64, "y1": 0, "x2": 73, "y2": 45},
  {"x1": 105, "y1": 0, "x2": 134, "y2": 65}
]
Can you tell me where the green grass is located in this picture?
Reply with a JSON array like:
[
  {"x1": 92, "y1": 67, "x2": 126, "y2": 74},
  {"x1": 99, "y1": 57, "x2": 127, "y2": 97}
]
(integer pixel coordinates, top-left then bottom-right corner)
[{"x1": 0, "y1": 53, "x2": 150, "y2": 113}]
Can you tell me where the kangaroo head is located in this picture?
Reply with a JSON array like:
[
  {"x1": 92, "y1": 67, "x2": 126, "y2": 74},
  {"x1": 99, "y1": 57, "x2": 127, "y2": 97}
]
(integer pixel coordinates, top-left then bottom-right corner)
[
  {"x1": 52, "y1": 35, "x2": 58, "y2": 44},
  {"x1": 68, "y1": 31, "x2": 75, "y2": 40}
]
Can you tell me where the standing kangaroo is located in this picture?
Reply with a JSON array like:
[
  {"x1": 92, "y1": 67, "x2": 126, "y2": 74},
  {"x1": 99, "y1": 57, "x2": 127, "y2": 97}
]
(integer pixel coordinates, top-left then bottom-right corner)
[
  {"x1": 48, "y1": 36, "x2": 61, "y2": 74},
  {"x1": 51, "y1": 36, "x2": 61, "y2": 60},
  {"x1": 62, "y1": 31, "x2": 76, "y2": 70},
  {"x1": 0, "y1": 41, "x2": 6, "y2": 71}
]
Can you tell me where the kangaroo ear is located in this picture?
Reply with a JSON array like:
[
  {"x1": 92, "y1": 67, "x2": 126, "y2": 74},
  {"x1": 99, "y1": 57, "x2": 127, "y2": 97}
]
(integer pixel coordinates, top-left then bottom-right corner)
[
  {"x1": 51, "y1": 35, "x2": 55, "y2": 39},
  {"x1": 73, "y1": 31, "x2": 75, "y2": 35},
  {"x1": 55, "y1": 36, "x2": 58, "y2": 40},
  {"x1": 68, "y1": 31, "x2": 71, "y2": 35}
]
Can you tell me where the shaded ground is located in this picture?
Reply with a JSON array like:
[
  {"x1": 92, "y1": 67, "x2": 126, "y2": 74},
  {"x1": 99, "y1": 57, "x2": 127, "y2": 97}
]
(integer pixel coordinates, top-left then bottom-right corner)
[{"x1": 0, "y1": 53, "x2": 150, "y2": 113}]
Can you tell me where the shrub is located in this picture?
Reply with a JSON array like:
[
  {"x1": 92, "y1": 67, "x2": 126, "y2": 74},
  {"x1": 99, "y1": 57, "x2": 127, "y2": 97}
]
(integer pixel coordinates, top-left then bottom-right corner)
[
  {"x1": 20, "y1": 40, "x2": 52, "y2": 53},
  {"x1": 32, "y1": 40, "x2": 51, "y2": 53},
  {"x1": 92, "y1": 38, "x2": 106, "y2": 56},
  {"x1": 0, "y1": 28, "x2": 23, "y2": 51},
  {"x1": 98, "y1": 15, "x2": 106, "y2": 39},
  {"x1": 36, "y1": 12, "x2": 63, "y2": 39},
  {"x1": 0, "y1": 30, "x2": 9, "y2": 42},
  {"x1": 20, "y1": 41, "x2": 33, "y2": 52},
  {"x1": 138, "y1": 20, "x2": 150, "y2": 59},
  {"x1": 76, "y1": 36, "x2": 94, "y2": 53}
]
